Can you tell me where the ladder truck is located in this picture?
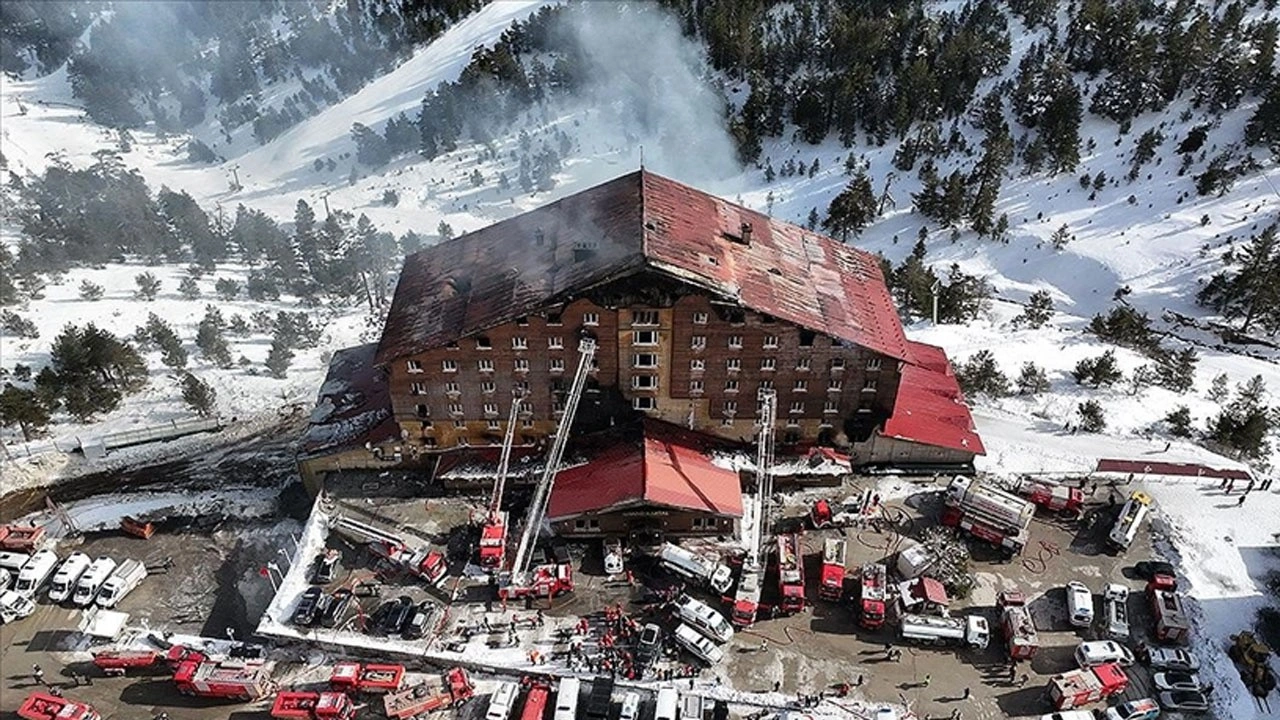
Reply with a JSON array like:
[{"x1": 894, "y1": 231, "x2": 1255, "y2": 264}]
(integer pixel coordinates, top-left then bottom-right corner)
[
  {"x1": 818, "y1": 537, "x2": 847, "y2": 602},
  {"x1": 499, "y1": 339, "x2": 596, "y2": 601},
  {"x1": 731, "y1": 390, "x2": 775, "y2": 628},
  {"x1": 857, "y1": 562, "x2": 888, "y2": 629},
  {"x1": 777, "y1": 532, "x2": 805, "y2": 614},
  {"x1": 478, "y1": 393, "x2": 525, "y2": 572}
]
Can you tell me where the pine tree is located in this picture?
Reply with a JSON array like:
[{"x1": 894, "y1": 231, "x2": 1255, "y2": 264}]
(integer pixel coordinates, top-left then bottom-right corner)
[
  {"x1": 822, "y1": 172, "x2": 878, "y2": 240},
  {"x1": 1208, "y1": 373, "x2": 1230, "y2": 402},
  {"x1": 79, "y1": 280, "x2": 104, "y2": 301},
  {"x1": 141, "y1": 313, "x2": 188, "y2": 369},
  {"x1": 180, "y1": 372, "x2": 217, "y2": 417},
  {"x1": 1077, "y1": 400, "x2": 1106, "y2": 433},
  {"x1": 438, "y1": 221, "x2": 455, "y2": 242},
  {"x1": 351, "y1": 123, "x2": 391, "y2": 167},
  {"x1": 1072, "y1": 350, "x2": 1123, "y2": 387},
  {"x1": 196, "y1": 305, "x2": 233, "y2": 368},
  {"x1": 1245, "y1": 78, "x2": 1280, "y2": 156},
  {"x1": 1012, "y1": 290, "x2": 1054, "y2": 329},
  {"x1": 1164, "y1": 406, "x2": 1192, "y2": 438},
  {"x1": 265, "y1": 338, "x2": 294, "y2": 379},
  {"x1": 178, "y1": 276, "x2": 201, "y2": 300},
  {"x1": 215, "y1": 278, "x2": 240, "y2": 301},
  {"x1": 0, "y1": 383, "x2": 51, "y2": 442},
  {"x1": 1197, "y1": 224, "x2": 1280, "y2": 332},
  {"x1": 1089, "y1": 306, "x2": 1160, "y2": 354},
  {"x1": 134, "y1": 272, "x2": 161, "y2": 301},
  {"x1": 1155, "y1": 348, "x2": 1198, "y2": 394},
  {"x1": 1, "y1": 310, "x2": 39, "y2": 339},
  {"x1": 1016, "y1": 362, "x2": 1050, "y2": 395},
  {"x1": 955, "y1": 350, "x2": 1010, "y2": 397},
  {"x1": 1207, "y1": 375, "x2": 1274, "y2": 458}
]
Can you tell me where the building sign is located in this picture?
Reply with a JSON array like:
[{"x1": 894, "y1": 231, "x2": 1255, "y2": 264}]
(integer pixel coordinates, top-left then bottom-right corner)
[{"x1": 621, "y1": 510, "x2": 673, "y2": 518}]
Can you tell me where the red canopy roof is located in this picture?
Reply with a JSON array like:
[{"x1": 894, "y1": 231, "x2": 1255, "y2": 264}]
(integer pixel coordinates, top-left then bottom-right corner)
[
  {"x1": 548, "y1": 420, "x2": 744, "y2": 520},
  {"x1": 880, "y1": 341, "x2": 985, "y2": 455}
]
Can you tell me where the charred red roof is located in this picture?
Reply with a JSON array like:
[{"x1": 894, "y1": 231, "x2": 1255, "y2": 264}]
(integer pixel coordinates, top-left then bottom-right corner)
[
  {"x1": 300, "y1": 343, "x2": 398, "y2": 458},
  {"x1": 880, "y1": 341, "x2": 985, "y2": 455},
  {"x1": 377, "y1": 170, "x2": 911, "y2": 364}
]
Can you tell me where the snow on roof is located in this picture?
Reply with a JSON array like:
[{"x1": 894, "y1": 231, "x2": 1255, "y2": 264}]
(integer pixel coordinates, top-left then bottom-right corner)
[
  {"x1": 300, "y1": 343, "x2": 398, "y2": 458},
  {"x1": 709, "y1": 446, "x2": 850, "y2": 477},
  {"x1": 880, "y1": 341, "x2": 985, "y2": 455}
]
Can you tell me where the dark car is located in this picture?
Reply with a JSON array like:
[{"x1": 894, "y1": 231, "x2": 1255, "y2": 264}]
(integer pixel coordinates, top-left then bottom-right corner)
[
  {"x1": 369, "y1": 599, "x2": 398, "y2": 632},
  {"x1": 402, "y1": 600, "x2": 436, "y2": 640},
  {"x1": 313, "y1": 549, "x2": 342, "y2": 584},
  {"x1": 292, "y1": 586, "x2": 325, "y2": 626},
  {"x1": 636, "y1": 623, "x2": 663, "y2": 669},
  {"x1": 378, "y1": 595, "x2": 415, "y2": 635},
  {"x1": 1134, "y1": 560, "x2": 1175, "y2": 580},
  {"x1": 1158, "y1": 690, "x2": 1209, "y2": 713},
  {"x1": 321, "y1": 589, "x2": 353, "y2": 629}
]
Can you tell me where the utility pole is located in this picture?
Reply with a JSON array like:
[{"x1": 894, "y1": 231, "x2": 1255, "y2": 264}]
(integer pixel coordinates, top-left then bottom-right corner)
[
  {"x1": 229, "y1": 164, "x2": 241, "y2": 191},
  {"x1": 320, "y1": 190, "x2": 331, "y2": 217},
  {"x1": 931, "y1": 278, "x2": 941, "y2": 325},
  {"x1": 877, "y1": 172, "x2": 897, "y2": 215}
]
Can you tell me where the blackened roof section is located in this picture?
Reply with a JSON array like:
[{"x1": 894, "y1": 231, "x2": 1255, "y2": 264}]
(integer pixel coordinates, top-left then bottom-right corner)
[{"x1": 300, "y1": 343, "x2": 398, "y2": 459}]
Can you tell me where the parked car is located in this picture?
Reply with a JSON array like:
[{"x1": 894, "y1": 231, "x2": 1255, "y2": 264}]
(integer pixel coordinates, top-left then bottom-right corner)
[
  {"x1": 673, "y1": 623, "x2": 724, "y2": 665},
  {"x1": 1153, "y1": 671, "x2": 1205, "y2": 692},
  {"x1": 618, "y1": 692, "x2": 641, "y2": 720},
  {"x1": 320, "y1": 589, "x2": 353, "y2": 629},
  {"x1": 1144, "y1": 647, "x2": 1201, "y2": 672},
  {"x1": 1133, "y1": 560, "x2": 1175, "y2": 580},
  {"x1": 378, "y1": 595, "x2": 414, "y2": 634},
  {"x1": 636, "y1": 623, "x2": 663, "y2": 669},
  {"x1": 313, "y1": 549, "x2": 342, "y2": 584},
  {"x1": 1066, "y1": 581, "x2": 1094, "y2": 627},
  {"x1": 1075, "y1": 640, "x2": 1136, "y2": 667},
  {"x1": 402, "y1": 600, "x2": 436, "y2": 640},
  {"x1": 486, "y1": 681, "x2": 520, "y2": 720},
  {"x1": 370, "y1": 599, "x2": 399, "y2": 632},
  {"x1": 1040, "y1": 712, "x2": 1097, "y2": 720},
  {"x1": 292, "y1": 586, "x2": 325, "y2": 626},
  {"x1": 1102, "y1": 698, "x2": 1161, "y2": 720},
  {"x1": 1157, "y1": 690, "x2": 1209, "y2": 713}
]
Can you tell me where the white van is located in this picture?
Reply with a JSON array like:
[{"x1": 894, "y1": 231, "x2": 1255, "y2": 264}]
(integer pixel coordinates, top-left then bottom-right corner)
[
  {"x1": 658, "y1": 544, "x2": 732, "y2": 594},
  {"x1": 680, "y1": 694, "x2": 703, "y2": 720},
  {"x1": 486, "y1": 681, "x2": 520, "y2": 720},
  {"x1": 654, "y1": 689, "x2": 679, "y2": 720},
  {"x1": 673, "y1": 623, "x2": 724, "y2": 665},
  {"x1": 48, "y1": 552, "x2": 92, "y2": 603},
  {"x1": 674, "y1": 594, "x2": 733, "y2": 644},
  {"x1": 0, "y1": 568, "x2": 11, "y2": 592},
  {"x1": 554, "y1": 677, "x2": 580, "y2": 720},
  {"x1": 1075, "y1": 640, "x2": 1136, "y2": 668},
  {"x1": 72, "y1": 556, "x2": 117, "y2": 607},
  {"x1": 0, "y1": 589, "x2": 36, "y2": 623},
  {"x1": 14, "y1": 549, "x2": 58, "y2": 598},
  {"x1": 0, "y1": 551, "x2": 31, "y2": 574},
  {"x1": 96, "y1": 558, "x2": 147, "y2": 608},
  {"x1": 1066, "y1": 581, "x2": 1094, "y2": 627},
  {"x1": 1102, "y1": 584, "x2": 1130, "y2": 641},
  {"x1": 1108, "y1": 491, "x2": 1152, "y2": 550},
  {"x1": 618, "y1": 692, "x2": 641, "y2": 720}
]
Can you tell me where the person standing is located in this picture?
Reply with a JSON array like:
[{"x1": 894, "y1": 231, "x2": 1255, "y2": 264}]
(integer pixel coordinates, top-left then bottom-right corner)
[{"x1": 1238, "y1": 495, "x2": 1247, "y2": 507}]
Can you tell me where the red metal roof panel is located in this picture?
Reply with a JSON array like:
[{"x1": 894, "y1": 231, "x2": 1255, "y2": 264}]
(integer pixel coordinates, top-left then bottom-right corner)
[
  {"x1": 1094, "y1": 459, "x2": 1250, "y2": 481},
  {"x1": 880, "y1": 341, "x2": 985, "y2": 455}
]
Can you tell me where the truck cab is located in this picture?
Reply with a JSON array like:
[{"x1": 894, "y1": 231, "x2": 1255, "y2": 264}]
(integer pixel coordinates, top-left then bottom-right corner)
[
  {"x1": 14, "y1": 550, "x2": 58, "y2": 598},
  {"x1": 95, "y1": 558, "x2": 147, "y2": 608}
]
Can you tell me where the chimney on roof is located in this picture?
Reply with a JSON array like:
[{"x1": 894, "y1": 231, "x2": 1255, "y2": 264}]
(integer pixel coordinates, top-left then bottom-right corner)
[{"x1": 740, "y1": 222, "x2": 752, "y2": 245}]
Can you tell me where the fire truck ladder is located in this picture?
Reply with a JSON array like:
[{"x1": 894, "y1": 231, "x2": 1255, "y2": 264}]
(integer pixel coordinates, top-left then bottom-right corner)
[
  {"x1": 752, "y1": 389, "x2": 777, "y2": 563},
  {"x1": 479, "y1": 390, "x2": 525, "y2": 567},
  {"x1": 506, "y1": 338, "x2": 597, "y2": 585}
]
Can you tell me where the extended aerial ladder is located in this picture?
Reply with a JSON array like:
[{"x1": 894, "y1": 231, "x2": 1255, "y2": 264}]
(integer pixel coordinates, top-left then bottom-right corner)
[
  {"x1": 499, "y1": 338, "x2": 596, "y2": 600},
  {"x1": 731, "y1": 390, "x2": 776, "y2": 627},
  {"x1": 478, "y1": 391, "x2": 525, "y2": 571}
]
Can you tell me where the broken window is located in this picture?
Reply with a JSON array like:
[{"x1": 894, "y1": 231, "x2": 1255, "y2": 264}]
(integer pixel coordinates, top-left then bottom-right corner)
[
  {"x1": 633, "y1": 353, "x2": 658, "y2": 368},
  {"x1": 690, "y1": 380, "x2": 704, "y2": 394},
  {"x1": 690, "y1": 358, "x2": 705, "y2": 372},
  {"x1": 632, "y1": 375, "x2": 658, "y2": 390},
  {"x1": 691, "y1": 335, "x2": 707, "y2": 350},
  {"x1": 863, "y1": 379, "x2": 877, "y2": 392},
  {"x1": 633, "y1": 330, "x2": 658, "y2": 346},
  {"x1": 415, "y1": 404, "x2": 429, "y2": 418},
  {"x1": 723, "y1": 400, "x2": 738, "y2": 415},
  {"x1": 476, "y1": 336, "x2": 492, "y2": 350},
  {"x1": 799, "y1": 330, "x2": 816, "y2": 347}
]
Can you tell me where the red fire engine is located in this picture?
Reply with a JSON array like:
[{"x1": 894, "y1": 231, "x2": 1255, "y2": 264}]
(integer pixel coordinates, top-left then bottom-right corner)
[
  {"x1": 1047, "y1": 663, "x2": 1128, "y2": 710},
  {"x1": 17, "y1": 692, "x2": 101, "y2": 720},
  {"x1": 1016, "y1": 479, "x2": 1084, "y2": 515},
  {"x1": 0, "y1": 525, "x2": 46, "y2": 552},
  {"x1": 330, "y1": 662, "x2": 406, "y2": 694},
  {"x1": 941, "y1": 477, "x2": 1035, "y2": 553},
  {"x1": 93, "y1": 645, "x2": 202, "y2": 677},
  {"x1": 998, "y1": 590, "x2": 1039, "y2": 660},
  {"x1": 172, "y1": 657, "x2": 276, "y2": 701},
  {"x1": 857, "y1": 562, "x2": 887, "y2": 629},
  {"x1": 1147, "y1": 575, "x2": 1190, "y2": 644},
  {"x1": 818, "y1": 537, "x2": 847, "y2": 602},
  {"x1": 777, "y1": 533, "x2": 805, "y2": 614},
  {"x1": 271, "y1": 692, "x2": 356, "y2": 720},
  {"x1": 383, "y1": 667, "x2": 475, "y2": 720}
]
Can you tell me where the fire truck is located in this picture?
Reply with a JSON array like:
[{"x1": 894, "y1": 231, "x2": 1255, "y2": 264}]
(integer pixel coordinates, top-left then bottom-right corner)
[
  {"x1": 17, "y1": 693, "x2": 101, "y2": 720},
  {"x1": 1147, "y1": 575, "x2": 1190, "y2": 644},
  {"x1": 479, "y1": 393, "x2": 527, "y2": 571},
  {"x1": 1047, "y1": 663, "x2": 1128, "y2": 710},
  {"x1": 271, "y1": 692, "x2": 356, "y2": 720},
  {"x1": 730, "y1": 390, "x2": 776, "y2": 628},
  {"x1": 776, "y1": 533, "x2": 805, "y2": 614},
  {"x1": 330, "y1": 662, "x2": 405, "y2": 694},
  {"x1": 1015, "y1": 479, "x2": 1083, "y2": 515},
  {"x1": 997, "y1": 590, "x2": 1039, "y2": 660},
  {"x1": 818, "y1": 537, "x2": 847, "y2": 602},
  {"x1": 93, "y1": 645, "x2": 202, "y2": 677},
  {"x1": 857, "y1": 562, "x2": 887, "y2": 629},
  {"x1": 172, "y1": 657, "x2": 276, "y2": 701},
  {"x1": 0, "y1": 525, "x2": 46, "y2": 552},
  {"x1": 809, "y1": 496, "x2": 864, "y2": 529},
  {"x1": 383, "y1": 667, "x2": 474, "y2": 719},
  {"x1": 941, "y1": 476, "x2": 1035, "y2": 553},
  {"x1": 499, "y1": 340, "x2": 596, "y2": 601},
  {"x1": 372, "y1": 542, "x2": 447, "y2": 586}
]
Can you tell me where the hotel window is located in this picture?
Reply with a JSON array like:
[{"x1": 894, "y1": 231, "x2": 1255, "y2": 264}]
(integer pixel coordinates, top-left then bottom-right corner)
[
  {"x1": 410, "y1": 382, "x2": 427, "y2": 395},
  {"x1": 457, "y1": 436, "x2": 470, "y2": 447},
  {"x1": 633, "y1": 353, "x2": 658, "y2": 368},
  {"x1": 824, "y1": 400, "x2": 839, "y2": 414},
  {"x1": 512, "y1": 336, "x2": 528, "y2": 350},
  {"x1": 763, "y1": 335, "x2": 779, "y2": 349},
  {"x1": 693, "y1": 311, "x2": 708, "y2": 324},
  {"x1": 691, "y1": 517, "x2": 707, "y2": 529},
  {"x1": 723, "y1": 400, "x2": 738, "y2": 415},
  {"x1": 406, "y1": 359, "x2": 423, "y2": 373},
  {"x1": 633, "y1": 396, "x2": 656, "y2": 410},
  {"x1": 583, "y1": 312, "x2": 599, "y2": 326},
  {"x1": 728, "y1": 310, "x2": 745, "y2": 325},
  {"x1": 515, "y1": 380, "x2": 529, "y2": 394},
  {"x1": 863, "y1": 378, "x2": 878, "y2": 392},
  {"x1": 829, "y1": 379, "x2": 844, "y2": 392},
  {"x1": 514, "y1": 358, "x2": 529, "y2": 372},
  {"x1": 725, "y1": 379, "x2": 739, "y2": 393},
  {"x1": 483, "y1": 403, "x2": 499, "y2": 416},
  {"x1": 453, "y1": 419, "x2": 466, "y2": 429},
  {"x1": 548, "y1": 336, "x2": 563, "y2": 350},
  {"x1": 790, "y1": 401, "x2": 805, "y2": 414},
  {"x1": 632, "y1": 310, "x2": 658, "y2": 326},
  {"x1": 724, "y1": 359, "x2": 739, "y2": 373},
  {"x1": 444, "y1": 381, "x2": 459, "y2": 394},
  {"x1": 794, "y1": 379, "x2": 808, "y2": 392},
  {"x1": 522, "y1": 418, "x2": 535, "y2": 428},
  {"x1": 448, "y1": 403, "x2": 464, "y2": 415},
  {"x1": 728, "y1": 335, "x2": 743, "y2": 349},
  {"x1": 481, "y1": 381, "x2": 495, "y2": 394},
  {"x1": 549, "y1": 358, "x2": 564, "y2": 372},
  {"x1": 722, "y1": 418, "x2": 735, "y2": 426},
  {"x1": 415, "y1": 404, "x2": 429, "y2": 418},
  {"x1": 478, "y1": 358, "x2": 494, "y2": 373},
  {"x1": 633, "y1": 330, "x2": 658, "y2": 346},
  {"x1": 516, "y1": 316, "x2": 529, "y2": 327},
  {"x1": 690, "y1": 358, "x2": 705, "y2": 372},
  {"x1": 441, "y1": 359, "x2": 457, "y2": 373},
  {"x1": 831, "y1": 357, "x2": 845, "y2": 371},
  {"x1": 487, "y1": 419, "x2": 501, "y2": 430},
  {"x1": 690, "y1": 380, "x2": 704, "y2": 394},
  {"x1": 632, "y1": 375, "x2": 659, "y2": 390},
  {"x1": 476, "y1": 336, "x2": 491, "y2": 350},
  {"x1": 546, "y1": 312, "x2": 562, "y2": 326},
  {"x1": 866, "y1": 357, "x2": 883, "y2": 371},
  {"x1": 446, "y1": 341, "x2": 459, "y2": 350},
  {"x1": 796, "y1": 357, "x2": 811, "y2": 371},
  {"x1": 423, "y1": 436, "x2": 438, "y2": 447},
  {"x1": 799, "y1": 330, "x2": 816, "y2": 347},
  {"x1": 691, "y1": 335, "x2": 707, "y2": 350},
  {"x1": 760, "y1": 358, "x2": 776, "y2": 371},
  {"x1": 759, "y1": 379, "x2": 774, "y2": 391}
]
